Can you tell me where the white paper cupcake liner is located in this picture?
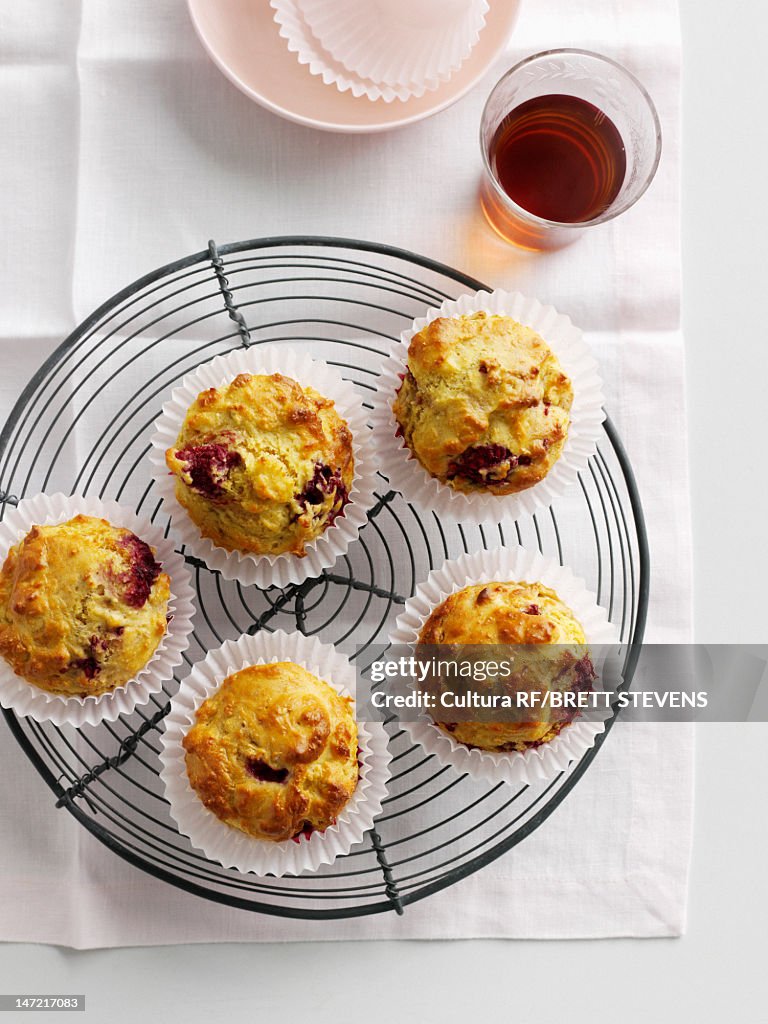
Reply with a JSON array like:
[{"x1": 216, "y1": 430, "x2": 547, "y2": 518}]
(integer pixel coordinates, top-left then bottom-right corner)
[
  {"x1": 159, "y1": 629, "x2": 392, "y2": 876},
  {"x1": 389, "y1": 545, "x2": 618, "y2": 787},
  {"x1": 371, "y1": 289, "x2": 606, "y2": 526},
  {"x1": 270, "y1": 0, "x2": 428, "y2": 102},
  {"x1": 0, "y1": 493, "x2": 196, "y2": 727},
  {"x1": 297, "y1": 0, "x2": 489, "y2": 91},
  {"x1": 149, "y1": 347, "x2": 377, "y2": 589}
]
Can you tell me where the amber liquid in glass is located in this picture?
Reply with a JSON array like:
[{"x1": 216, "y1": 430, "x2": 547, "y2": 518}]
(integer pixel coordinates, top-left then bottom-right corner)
[{"x1": 484, "y1": 94, "x2": 627, "y2": 244}]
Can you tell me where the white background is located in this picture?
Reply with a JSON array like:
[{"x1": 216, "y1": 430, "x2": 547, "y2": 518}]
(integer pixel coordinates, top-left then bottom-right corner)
[{"x1": 0, "y1": 0, "x2": 766, "y2": 1021}]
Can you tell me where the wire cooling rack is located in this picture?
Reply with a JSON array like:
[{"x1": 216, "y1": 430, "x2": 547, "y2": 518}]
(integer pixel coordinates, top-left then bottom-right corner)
[{"x1": 0, "y1": 236, "x2": 648, "y2": 919}]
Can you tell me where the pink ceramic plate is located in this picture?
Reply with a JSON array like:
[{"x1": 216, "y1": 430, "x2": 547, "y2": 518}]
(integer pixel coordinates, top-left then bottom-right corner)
[{"x1": 187, "y1": 0, "x2": 521, "y2": 133}]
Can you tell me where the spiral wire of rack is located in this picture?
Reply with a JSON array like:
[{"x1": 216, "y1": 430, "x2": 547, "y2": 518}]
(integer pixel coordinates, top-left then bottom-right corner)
[{"x1": 0, "y1": 237, "x2": 649, "y2": 918}]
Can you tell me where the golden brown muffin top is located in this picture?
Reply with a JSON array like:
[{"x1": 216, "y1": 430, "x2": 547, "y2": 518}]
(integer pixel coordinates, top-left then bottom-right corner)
[
  {"x1": 0, "y1": 515, "x2": 170, "y2": 697},
  {"x1": 166, "y1": 372, "x2": 354, "y2": 557},
  {"x1": 418, "y1": 579, "x2": 586, "y2": 646},
  {"x1": 393, "y1": 312, "x2": 573, "y2": 495},
  {"x1": 183, "y1": 661, "x2": 359, "y2": 843}
]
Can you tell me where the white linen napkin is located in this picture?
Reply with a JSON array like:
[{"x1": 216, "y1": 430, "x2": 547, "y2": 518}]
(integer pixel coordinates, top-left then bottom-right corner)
[{"x1": 0, "y1": 0, "x2": 692, "y2": 944}]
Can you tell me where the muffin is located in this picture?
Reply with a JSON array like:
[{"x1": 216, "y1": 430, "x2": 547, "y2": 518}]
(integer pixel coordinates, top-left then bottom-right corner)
[
  {"x1": 0, "y1": 515, "x2": 170, "y2": 698},
  {"x1": 183, "y1": 661, "x2": 359, "y2": 842},
  {"x1": 165, "y1": 372, "x2": 354, "y2": 557},
  {"x1": 392, "y1": 312, "x2": 573, "y2": 495},
  {"x1": 418, "y1": 580, "x2": 595, "y2": 752}
]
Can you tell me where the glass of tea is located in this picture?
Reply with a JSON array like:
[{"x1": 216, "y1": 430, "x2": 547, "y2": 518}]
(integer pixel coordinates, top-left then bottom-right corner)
[{"x1": 480, "y1": 49, "x2": 662, "y2": 250}]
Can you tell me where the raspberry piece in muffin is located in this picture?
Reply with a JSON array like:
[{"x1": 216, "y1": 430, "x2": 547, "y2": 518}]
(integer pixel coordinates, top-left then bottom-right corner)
[
  {"x1": 296, "y1": 462, "x2": 350, "y2": 527},
  {"x1": 174, "y1": 439, "x2": 243, "y2": 500},
  {"x1": 446, "y1": 443, "x2": 534, "y2": 486},
  {"x1": 118, "y1": 532, "x2": 163, "y2": 608}
]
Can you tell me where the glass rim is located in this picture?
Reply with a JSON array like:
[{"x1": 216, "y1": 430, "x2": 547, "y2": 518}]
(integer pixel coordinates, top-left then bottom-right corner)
[{"x1": 479, "y1": 47, "x2": 664, "y2": 231}]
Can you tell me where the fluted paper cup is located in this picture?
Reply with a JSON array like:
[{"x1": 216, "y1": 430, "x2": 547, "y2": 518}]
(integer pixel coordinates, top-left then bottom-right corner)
[
  {"x1": 149, "y1": 347, "x2": 377, "y2": 589},
  {"x1": 297, "y1": 0, "x2": 489, "y2": 91},
  {"x1": 370, "y1": 289, "x2": 606, "y2": 526},
  {"x1": 389, "y1": 545, "x2": 618, "y2": 787},
  {"x1": 159, "y1": 629, "x2": 392, "y2": 876},
  {"x1": 270, "y1": 0, "x2": 460, "y2": 102},
  {"x1": 0, "y1": 493, "x2": 195, "y2": 727}
]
